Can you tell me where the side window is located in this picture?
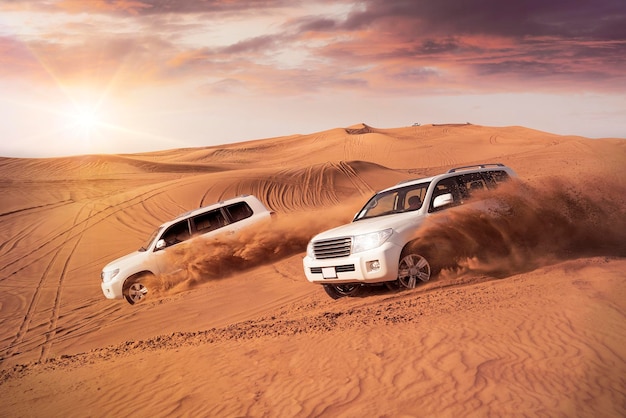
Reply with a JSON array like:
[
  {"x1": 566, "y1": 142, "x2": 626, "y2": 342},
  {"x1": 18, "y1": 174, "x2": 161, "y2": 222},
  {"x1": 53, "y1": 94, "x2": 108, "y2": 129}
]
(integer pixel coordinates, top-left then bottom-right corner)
[
  {"x1": 160, "y1": 220, "x2": 191, "y2": 247},
  {"x1": 192, "y1": 209, "x2": 226, "y2": 234},
  {"x1": 458, "y1": 173, "x2": 487, "y2": 197},
  {"x1": 429, "y1": 177, "x2": 463, "y2": 212},
  {"x1": 485, "y1": 170, "x2": 510, "y2": 186},
  {"x1": 225, "y1": 202, "x2": 253, "y2": 223},
  {"x1": 403, "y1": 185, "x2": 428, "y2": 211}
]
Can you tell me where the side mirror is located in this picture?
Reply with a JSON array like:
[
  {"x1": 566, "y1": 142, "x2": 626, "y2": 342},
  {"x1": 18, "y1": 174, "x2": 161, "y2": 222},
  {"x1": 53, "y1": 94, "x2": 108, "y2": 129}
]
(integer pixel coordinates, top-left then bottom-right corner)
[
  {"x1": 155, "y1": 239, "x2": 166, "y2": 251},
  {"x1": 433, "y1": 193, "x2": 454, "y2": 209}
]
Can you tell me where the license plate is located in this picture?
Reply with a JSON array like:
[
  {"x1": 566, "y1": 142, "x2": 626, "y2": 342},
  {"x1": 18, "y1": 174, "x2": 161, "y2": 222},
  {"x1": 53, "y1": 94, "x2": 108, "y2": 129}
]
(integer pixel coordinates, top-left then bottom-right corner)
[{"x1": 322, "y1": 267, "x2": 337, "y2": 279}]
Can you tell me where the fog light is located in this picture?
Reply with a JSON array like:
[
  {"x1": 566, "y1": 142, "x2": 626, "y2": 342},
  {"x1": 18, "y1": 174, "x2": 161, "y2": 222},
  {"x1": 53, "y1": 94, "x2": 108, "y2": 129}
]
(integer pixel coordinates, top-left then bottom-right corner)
[{"x1": 366, "y1": 260, "x2": 381, "y2": 272}]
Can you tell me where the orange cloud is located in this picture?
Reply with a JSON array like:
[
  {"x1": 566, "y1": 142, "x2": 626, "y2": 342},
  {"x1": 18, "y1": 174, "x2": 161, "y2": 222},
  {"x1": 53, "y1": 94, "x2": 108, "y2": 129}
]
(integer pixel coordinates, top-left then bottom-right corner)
[{"x1": 1, "y1": 0, "x2": 624, "y2": 97}]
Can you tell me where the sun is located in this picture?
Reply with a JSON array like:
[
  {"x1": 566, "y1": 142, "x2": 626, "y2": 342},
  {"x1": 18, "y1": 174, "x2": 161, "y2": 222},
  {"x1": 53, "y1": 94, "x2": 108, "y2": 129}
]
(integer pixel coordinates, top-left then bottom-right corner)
[
  {"x1": 63, "y1": 101, "x2": 106, "y2": 140},
  {"x1": 75, "y1": 106, "x2": 98, "y2": 131}
]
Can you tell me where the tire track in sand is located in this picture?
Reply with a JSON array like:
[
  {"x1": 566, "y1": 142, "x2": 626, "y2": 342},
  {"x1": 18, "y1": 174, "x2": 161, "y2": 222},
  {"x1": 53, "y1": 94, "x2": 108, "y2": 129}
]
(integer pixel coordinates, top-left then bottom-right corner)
[
  {"x1": 1, "y1": 179, "x2": 194, "y2": 363},
  {"x1": 248, "y1": 162, "x2": 367, "y2": 212},
  {"x1": 0, "y1": 200, "x2": 77, "y2": 261},
  {"x1": 1, "y1": 247, "x2": 63, "y2": 360},
  {"x1": 334, "y1": 161, "x2": 374, "y2": 196},
  {"x1": 38, "y1": 203, "x2": 94, "y2": 362},
  {"x1": 1, "y1": 203, "x2": 94, "y2": 363},
  {"x1": 0, "y1": 179, "x2": 187, "y2": 281}
]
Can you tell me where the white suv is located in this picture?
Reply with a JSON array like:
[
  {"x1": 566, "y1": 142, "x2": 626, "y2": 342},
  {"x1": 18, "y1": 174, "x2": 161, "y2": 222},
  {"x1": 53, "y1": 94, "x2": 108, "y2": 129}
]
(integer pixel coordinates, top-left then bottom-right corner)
[
  {"x1": 303, "y1": 164, "x2": 516, "y2": 298},
  {"x1": 101, "y1": 195, "x2": 273, "y2": 304}
]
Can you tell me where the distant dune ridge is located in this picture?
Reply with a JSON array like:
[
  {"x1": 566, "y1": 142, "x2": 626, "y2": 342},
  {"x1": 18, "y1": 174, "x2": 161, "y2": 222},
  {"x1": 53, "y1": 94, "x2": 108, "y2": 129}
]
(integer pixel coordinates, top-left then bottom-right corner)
[{"x1": 0, "y1": 124, "x2": 625, "y2": 417}]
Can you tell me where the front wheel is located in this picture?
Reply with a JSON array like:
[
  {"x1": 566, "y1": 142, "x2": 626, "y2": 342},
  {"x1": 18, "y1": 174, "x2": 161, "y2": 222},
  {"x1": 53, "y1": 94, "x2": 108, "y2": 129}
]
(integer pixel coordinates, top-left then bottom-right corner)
[
  {"x1": 123, "y1": 275, "x2": 150, "y2": 305},
  {"x1": 323, "y1": 283, "x2": 361, "y2": 299},
  {"x1": 397, "y1": 253, "x2": 431, "y2": 289}
]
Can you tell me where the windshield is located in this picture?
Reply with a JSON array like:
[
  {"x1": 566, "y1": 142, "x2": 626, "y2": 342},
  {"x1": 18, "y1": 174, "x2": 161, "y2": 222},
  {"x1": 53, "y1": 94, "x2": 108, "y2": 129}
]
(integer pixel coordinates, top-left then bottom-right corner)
[
  {"x1": 139, "y1": 227, "x2": 163, "y2": 252},
  {"x1": 354, "y1": 182, "x2": 430, "y2": 221}
]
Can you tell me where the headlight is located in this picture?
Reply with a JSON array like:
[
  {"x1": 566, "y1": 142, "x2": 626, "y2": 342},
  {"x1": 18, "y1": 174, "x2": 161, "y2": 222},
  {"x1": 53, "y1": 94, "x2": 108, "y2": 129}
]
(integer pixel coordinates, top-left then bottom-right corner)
[
  {"x1": 101, "y1": 268, "x2": 120, "y2": 283},
  {"x1": 352, "y1": 229, "x2": 393, "y2": 253},
  {"x1": 306, "y1": 240, "x2": 315, "y2": 258}
]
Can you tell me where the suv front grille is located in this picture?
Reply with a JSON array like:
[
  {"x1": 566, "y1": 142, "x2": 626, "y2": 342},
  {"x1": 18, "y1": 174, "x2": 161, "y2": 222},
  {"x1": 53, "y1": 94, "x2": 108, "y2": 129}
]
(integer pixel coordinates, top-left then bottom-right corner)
[
  {"x1": 313, "y1": 237, "x2": 352, "y2": 259},
  {"x1": 310, "y1": 265, "x2": 355, "y2": 274}
]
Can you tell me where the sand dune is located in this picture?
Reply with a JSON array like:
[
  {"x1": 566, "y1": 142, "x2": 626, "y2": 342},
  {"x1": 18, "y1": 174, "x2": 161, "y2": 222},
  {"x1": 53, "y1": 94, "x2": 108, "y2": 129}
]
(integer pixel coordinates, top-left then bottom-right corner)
[{"x1": 0, "y1": 124, "x2": 625, "y2": 417}]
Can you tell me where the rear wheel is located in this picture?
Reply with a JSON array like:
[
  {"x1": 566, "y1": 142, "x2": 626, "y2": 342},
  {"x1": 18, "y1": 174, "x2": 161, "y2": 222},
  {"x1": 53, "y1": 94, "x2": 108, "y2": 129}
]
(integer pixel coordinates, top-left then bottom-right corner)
[
  {"x1": 123, "y1": 274, "x2": 151, "y2": 305},
  {"x1": 323, "y1": 283, "x2": 361, "y2": 299},
  {"x1": 397, "y1": 253, "x2": 431, "y2": 288}
]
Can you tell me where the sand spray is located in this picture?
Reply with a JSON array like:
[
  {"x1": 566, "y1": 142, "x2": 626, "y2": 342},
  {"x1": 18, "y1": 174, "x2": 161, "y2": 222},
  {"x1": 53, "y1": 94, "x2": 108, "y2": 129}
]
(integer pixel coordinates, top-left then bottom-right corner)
[{"x1": 149, "y1": 176, "x2": 625, "y2": 296}]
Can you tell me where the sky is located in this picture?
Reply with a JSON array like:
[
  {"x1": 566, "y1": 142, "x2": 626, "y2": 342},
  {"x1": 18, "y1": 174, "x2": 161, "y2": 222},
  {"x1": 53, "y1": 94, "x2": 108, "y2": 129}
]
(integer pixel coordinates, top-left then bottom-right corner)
[{"x1": 1, "y1": 0, "x2": 625, "y2": 157}]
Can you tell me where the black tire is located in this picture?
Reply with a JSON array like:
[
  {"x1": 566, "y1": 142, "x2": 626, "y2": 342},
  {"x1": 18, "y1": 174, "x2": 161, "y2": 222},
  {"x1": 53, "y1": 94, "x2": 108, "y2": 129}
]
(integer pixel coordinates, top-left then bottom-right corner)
[
  {"x1": 323, "y1": 283, "x2": 361, "y2": 299},
  {"x1": 123, "y1": 274, "x2": 151, "y2": 305},
  {"x1": 384, "y1": 280, "x2": 402, "y2": 292}
]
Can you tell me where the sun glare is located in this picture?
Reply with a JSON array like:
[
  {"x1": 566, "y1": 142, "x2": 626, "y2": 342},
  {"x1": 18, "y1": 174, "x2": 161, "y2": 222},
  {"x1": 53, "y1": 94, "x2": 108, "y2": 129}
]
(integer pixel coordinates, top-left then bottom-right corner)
[
  {"x1": 64, "y1": 101, "x2": 105, "y2": 140},
  {"x1": 76, "y1": 106, "x2": 98, "y2": 129}
]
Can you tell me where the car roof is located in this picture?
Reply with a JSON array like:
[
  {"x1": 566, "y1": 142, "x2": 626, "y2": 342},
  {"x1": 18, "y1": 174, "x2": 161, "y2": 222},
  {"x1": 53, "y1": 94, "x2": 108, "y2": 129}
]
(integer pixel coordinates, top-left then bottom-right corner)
[
  {"x1": 159, "y1": 195, "x2": 256, "y2": 228},
  {"x1": 379, "y1": 163, "x2": 515, "y2": 193}
]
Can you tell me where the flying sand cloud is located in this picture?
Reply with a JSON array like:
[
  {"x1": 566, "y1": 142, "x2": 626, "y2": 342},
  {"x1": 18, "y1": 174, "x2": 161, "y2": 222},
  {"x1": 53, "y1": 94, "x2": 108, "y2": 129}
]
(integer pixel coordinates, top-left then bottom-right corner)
[
  {"x1": 410, "y1": 176, "x2": 626, "y2": 277},
  {"x1": 146, "y1": 175, "x2": 626, "y2": 299}
]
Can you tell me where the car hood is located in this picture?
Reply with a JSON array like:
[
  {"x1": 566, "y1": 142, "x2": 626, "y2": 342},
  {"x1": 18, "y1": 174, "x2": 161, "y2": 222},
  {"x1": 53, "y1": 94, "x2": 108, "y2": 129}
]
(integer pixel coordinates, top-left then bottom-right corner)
[
  {"x1": 102, "y1": 250, "x2": 148, "y2": 272},
  {"x1": 311, "y1": 211, "x2": 425, "y2": 241}
]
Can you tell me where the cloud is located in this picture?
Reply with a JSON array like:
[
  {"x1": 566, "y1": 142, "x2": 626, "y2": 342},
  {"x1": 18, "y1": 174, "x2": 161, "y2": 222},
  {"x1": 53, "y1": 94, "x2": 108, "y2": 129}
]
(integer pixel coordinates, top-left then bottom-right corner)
[
  {"x1": 10, "y1": 0, "x2": 298, "y2": 16},
  {"x1": 1, "y1": 0, "x2": 624, "y2": 97},
  {"x1": 222, "y1": 33, "x2": 288, "y2": 55},
  {"x1": 3, "y1": 33, "x2": 177, "y2": 92},
  {"x1": 334, "y1": 0, "x2": 626, "y2": 40},
  {"x1": 287, "y1": 0, "x2": 626, "y2": 92},
  {"x1": 0, "y1": 37, "x2": 40, "y2": 78}
]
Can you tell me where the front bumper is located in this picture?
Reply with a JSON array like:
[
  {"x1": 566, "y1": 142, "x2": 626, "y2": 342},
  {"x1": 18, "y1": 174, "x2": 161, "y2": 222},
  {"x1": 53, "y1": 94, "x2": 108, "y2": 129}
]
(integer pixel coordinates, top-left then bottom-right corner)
[
  {"x1": 303, "y1": 241, "x2": 402, "y2": 284},
  {"x1": 101, "y1": 279, "x2": 123, "y2": 300}
]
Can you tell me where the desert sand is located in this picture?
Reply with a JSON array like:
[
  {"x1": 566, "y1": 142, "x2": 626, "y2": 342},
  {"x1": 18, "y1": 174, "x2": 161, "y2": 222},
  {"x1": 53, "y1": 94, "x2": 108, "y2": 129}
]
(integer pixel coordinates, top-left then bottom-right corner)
[{"x1": 0, "y1": 123, "x2": 625, "y2": 417}]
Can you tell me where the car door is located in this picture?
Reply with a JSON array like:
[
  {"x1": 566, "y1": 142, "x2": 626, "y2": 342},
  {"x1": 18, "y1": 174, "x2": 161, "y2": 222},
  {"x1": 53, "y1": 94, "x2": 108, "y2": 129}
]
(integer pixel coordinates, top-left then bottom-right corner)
[
  {"x1": 428, "y1": 176, "x2": 465, "y2": 212},
  {"x1": 151, "y1": 218, "x2": 192, "y2": 274}
]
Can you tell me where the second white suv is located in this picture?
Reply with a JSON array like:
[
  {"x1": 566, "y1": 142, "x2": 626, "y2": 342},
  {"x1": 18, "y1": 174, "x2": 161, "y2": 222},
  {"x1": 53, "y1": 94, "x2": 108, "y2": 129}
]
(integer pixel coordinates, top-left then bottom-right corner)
[
  {"x1": 101, "y1": 195, "x2": 274, "y2": 304},
  {"x1": 303, "y1": 164, "x2": 516, "y2": 298}
]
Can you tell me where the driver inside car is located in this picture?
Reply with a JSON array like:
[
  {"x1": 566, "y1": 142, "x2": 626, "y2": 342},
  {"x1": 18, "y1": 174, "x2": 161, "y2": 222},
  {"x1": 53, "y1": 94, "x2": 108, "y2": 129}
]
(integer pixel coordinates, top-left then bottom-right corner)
[{"x1": 407, "y1": 196, "x2": 422, "y2": 210}]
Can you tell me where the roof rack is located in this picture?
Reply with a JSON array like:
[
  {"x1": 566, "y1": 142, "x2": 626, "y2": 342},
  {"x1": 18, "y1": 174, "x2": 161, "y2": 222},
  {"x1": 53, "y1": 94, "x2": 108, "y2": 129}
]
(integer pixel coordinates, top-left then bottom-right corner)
[
  {"x1": 447, "y1": 163, "x2": 505, "y2": 173},
  {"x1": 395, "y1": 163, "x2": 507, "y2": 186}
]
